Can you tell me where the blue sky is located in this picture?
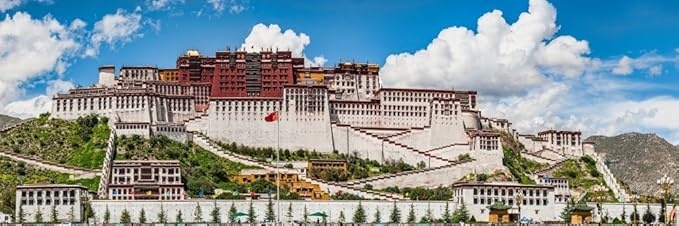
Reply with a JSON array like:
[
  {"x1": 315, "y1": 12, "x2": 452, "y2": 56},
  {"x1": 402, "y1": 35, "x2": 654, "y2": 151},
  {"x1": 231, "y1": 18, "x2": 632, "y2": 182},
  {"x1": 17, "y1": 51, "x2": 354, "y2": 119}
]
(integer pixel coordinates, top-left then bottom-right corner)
[{"x1": 2, "y1": 0, "x2": 679, "y2": 142}]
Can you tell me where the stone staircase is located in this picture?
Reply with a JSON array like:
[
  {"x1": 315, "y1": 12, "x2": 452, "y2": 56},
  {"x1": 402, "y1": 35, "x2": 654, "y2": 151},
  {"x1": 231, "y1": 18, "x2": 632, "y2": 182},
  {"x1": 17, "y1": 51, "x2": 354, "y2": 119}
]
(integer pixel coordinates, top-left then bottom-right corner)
[
  {"x1": 182, "y1": 112, "x2": 209, "y2": 123},
  {"x1": 342, "y1": 159, "x2": 475, "y2": 187},
  {"x1": 424, "y1": 142, "x2": 469, "y2": 153},
  {"x1": 191, "y1": 132, "x2": 404, "y2": 201},
  {"x1": 521, "y1": 150, "x2": 559, "y2": 164},
  {"x1": 592, "y1": 153, "x2": 630, "y2": 202},
  {"x1": 532, "y1": 159, "x2": 567, "y2": 177},
  {"x1": 0, "y1": 118, "x2": 34, "y2": 134},
  {"x1": 97, "y1": 128, "x2": 117, "y2": 199},
  {"x1": 0, "y1": 149, "x2": 100, "y2": 178},
  {"x1": 349, "y1": 127, "x2": 457, "y2": 164}
]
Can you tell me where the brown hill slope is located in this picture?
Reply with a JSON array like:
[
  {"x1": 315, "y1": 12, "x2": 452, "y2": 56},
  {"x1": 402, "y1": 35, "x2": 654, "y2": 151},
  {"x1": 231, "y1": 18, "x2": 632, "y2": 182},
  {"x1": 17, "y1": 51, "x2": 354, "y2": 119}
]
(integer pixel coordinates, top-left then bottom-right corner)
[
  {"x1": 586, "y1": 132, "x2": 679, "y2": 196},
  {"x1": 0, "y1": 114, "x2": 21, "y2": 129}
]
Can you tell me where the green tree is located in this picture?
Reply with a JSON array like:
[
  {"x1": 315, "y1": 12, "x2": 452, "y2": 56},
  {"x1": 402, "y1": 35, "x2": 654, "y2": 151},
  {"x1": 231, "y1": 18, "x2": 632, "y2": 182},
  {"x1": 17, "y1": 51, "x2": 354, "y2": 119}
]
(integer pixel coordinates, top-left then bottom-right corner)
[
  {"x1": 559, "y1": 199, "x2": 574, "y2": 222},
  {"x1": 389, "y1": 202, "x2": 401, "y2": 223},
  {"x1": 120, "y1": 209, "x2": 131, "y2": 224},
  {"x1": 353, "y1": 201, "x2": 366, "y2": 223},
  {"x1": 631, "y1": 204, "x2": 640, "y2": 224},
  {"x1": 286, "y1": 203, "x2": 293, "y2": 222},
  {"x1": 229, "y1": 202, "x2": 238, "y2": 223},
  {"x1": 303, "y1": 205, "x2": 308, "y2": 223},
  {"x1": 620, "y1": 205, "x2": 627, "y2": 224},
  {"x1": 339, "y1": 211, "x2": 346, "y2": 223},
  {"x1": 103, "y1": 206, "x2": 110, "y2": 224},
  {"x1": 157, "y1": 204, "x2": 167, "y2": 223},
  {"x1": 248, "y1": 200, "x2": 256, "y2": 223},
  {"x1": 373, "y1": 208, "x2": 382, "y2": 223},
  {"x1": 420, "y1": 206, "x2": 433, "y2": 223},
  {"x1": 452, "y1": 202, "x2": 470, "y2": 223},
  {"x1": 442, "y1": 202, "x2": 451, "y2": 223},
  {"x1": 17, "y1": 205, "x2": 25, "y2": 223},
  {"x1": 176, "y1": 210, "x2": 183, "y2": 223},
  {"x1": 69, "y1": 206, "x2": 75, "y2": 222},
  {"x1": 194, "y1": 202, "x2": 203, "y2": 223},
  {"x1": 265, "y1": 198, "x2": 275, "y2": 222},
  {"x1": 406, "y1": 203, "x2": 416, "y2": 223},
  {"x1": 137, "y1": 208, "x2": 146, "y2": 223},
  {"x1": 35, "y1": 207, "x2": 43, "y2": 223},
  {"x1": 643, "y1": 203, "x2": 656, "y2": 224},
  {"x1": 612, "y1": 217, "x2": 622, "y2": 224},
  {"x1": 210, "y1": 201, "x2": 221, "y2": 223},
  {"x1": 50, "y1": 204, "x2": 58, "y2": 223}
]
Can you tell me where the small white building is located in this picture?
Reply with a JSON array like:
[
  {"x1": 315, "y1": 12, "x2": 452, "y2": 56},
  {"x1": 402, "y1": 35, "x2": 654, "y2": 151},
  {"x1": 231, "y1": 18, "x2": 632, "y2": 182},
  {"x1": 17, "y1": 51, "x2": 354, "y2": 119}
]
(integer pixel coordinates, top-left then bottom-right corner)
[
  {"x1": 0, "y1": 211, "x2": 12, "y2": 223},
  {"x1": 452, "y1": 182, "x2": 559, "y2": 222},
  {"x1": 16, "y1": 184, "x2": 91, "y2": 223},
  {"x1": 537, "y1": 175, "x2": 571, "y2": 203}
]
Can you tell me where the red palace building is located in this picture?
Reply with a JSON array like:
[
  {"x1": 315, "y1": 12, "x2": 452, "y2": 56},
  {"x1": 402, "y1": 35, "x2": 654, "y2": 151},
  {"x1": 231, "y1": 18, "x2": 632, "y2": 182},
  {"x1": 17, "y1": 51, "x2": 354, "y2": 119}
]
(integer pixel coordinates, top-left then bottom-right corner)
[{"x1": 176, "y1": 49, "x2": 304, "y2": 101}]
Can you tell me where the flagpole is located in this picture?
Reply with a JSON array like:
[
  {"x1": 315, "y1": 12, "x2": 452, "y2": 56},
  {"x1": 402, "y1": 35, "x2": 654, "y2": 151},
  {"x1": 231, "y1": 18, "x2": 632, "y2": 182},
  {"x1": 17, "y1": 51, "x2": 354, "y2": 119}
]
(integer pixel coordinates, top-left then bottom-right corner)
[{"x1": 276, "y1": 110, "x2": 281, "y2": 226}]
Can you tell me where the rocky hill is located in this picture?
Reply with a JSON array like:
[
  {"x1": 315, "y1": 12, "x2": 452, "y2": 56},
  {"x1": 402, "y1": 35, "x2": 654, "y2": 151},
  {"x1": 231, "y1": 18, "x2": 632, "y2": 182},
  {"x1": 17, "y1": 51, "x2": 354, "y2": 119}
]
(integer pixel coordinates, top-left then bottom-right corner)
[
  {"x1": 0, "y1": 114, "x2": 21, "y2": 129},
  {"x1": 586, "y1": 133, "x2": 679, "y2": 196}
]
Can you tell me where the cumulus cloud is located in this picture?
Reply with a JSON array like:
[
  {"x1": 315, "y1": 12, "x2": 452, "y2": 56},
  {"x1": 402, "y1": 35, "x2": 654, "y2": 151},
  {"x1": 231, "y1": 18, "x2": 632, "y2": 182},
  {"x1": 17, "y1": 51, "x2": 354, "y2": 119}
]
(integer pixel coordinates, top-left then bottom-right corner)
[
  {"x1": 85, "y1": 8, "x2": 143, "y2": 57},
  {"x1": 0, "y1": 0, "x2": 23, "y2": 12},
  {"x1": 3, "y1": 80, "x2": 74, "y2": 118},
  {"x1": 611, "y1": 53, "x2": 671, "y2": 76},
  {"x1": 381, "y1": 0, "x2": 592, "y2": 97},
  {"x1": 378, "y1": 0, "x2": 679, "y2": 143},
  {"x1": 241, "y1": 23, "x2": 327, "y2": 66},
  {"x1": 0, "y1": 12, "x2": 82, "y2": 118}
]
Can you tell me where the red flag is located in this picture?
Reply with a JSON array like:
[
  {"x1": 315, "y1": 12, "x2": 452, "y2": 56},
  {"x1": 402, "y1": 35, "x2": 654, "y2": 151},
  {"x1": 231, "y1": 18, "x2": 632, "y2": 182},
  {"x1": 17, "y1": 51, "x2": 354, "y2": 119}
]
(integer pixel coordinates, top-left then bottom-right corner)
[{"x1": 264, "y1": 111, "x2": 278, "y2": 122}]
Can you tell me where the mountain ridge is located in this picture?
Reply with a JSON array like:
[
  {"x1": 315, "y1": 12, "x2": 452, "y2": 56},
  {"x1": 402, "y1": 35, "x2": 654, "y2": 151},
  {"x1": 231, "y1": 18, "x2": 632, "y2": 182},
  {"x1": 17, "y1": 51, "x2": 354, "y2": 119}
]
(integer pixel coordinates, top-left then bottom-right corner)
[{"x1": 586, "y1": 132, "x2": 679, "y2": 196}]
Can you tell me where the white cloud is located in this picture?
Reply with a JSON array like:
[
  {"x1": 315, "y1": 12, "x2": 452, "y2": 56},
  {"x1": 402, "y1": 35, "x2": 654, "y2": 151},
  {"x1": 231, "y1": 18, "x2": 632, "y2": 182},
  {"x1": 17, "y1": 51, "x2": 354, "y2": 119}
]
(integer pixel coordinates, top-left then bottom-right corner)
[
  {"x1": 611, "y1": 53, "x2": 671, "y2": 76},
  {"x1": 207, "y1": 0, "x2": 225, "y2": 13},
  {"x1": 0, "y1": 0, "x2": 23, "y2": 12},
  {"x1": 649, "y1": 65, "x2": 662, "y2": 76},
  {"x1": 0, "y1": 12, "x2": 82, "y2": 118},
  {"x1": 206, "y1": 0, "x2": 247, "y2": 14},
  {"x1": 381, "y1": 0, "x2": 592, "y2": 97},
  {"x1": 85, "y1": 8, "x2": 143, "y2": 57},
  {"x1": 377, "y1": 0, "x2": 679, "y2": 143},
  {"x1": 241, "y1": 23, "x2": 326, "y2": 66},
  {"x1": 229, "y1": 4, "x2": 244, "y2": 14},
  {"x1": 3, "y1": 80, "x2": 74, "y2": 118}
]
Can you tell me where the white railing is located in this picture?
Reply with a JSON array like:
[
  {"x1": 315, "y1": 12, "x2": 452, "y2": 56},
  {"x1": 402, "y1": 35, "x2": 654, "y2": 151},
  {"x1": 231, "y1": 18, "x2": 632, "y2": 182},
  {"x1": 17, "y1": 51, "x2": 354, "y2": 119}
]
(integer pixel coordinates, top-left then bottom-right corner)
[
  {"x1": 591, "y1": 153, "x2": 629, "y2": 202},
  {"x1": 97, "y1": 128, "x2": 117, "y2": 199}
]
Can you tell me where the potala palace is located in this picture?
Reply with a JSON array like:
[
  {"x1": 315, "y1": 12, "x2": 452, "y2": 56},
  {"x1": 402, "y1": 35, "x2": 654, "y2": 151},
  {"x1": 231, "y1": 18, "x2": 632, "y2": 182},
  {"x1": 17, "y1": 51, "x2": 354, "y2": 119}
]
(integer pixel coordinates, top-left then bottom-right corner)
[
  {"x1": 52, "y1": 49, "x2": 589, "y2": 169},
  {"x1": 22, "y1": 48, "x2": 636, "y2": 224}
]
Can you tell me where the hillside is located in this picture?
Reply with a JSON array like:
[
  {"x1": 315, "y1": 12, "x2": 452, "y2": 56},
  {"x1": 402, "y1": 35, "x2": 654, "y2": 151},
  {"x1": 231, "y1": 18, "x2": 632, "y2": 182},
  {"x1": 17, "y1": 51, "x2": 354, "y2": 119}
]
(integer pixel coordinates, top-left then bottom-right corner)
[
  {"x1": 0, "y1": 114, "x2": 22, "y2": 129},
  {"x1": 550, "y1": 156, "x2": 616, "y2": 202},
  {"x1": 115, "y1": 135, "x2": 258, "y2": 197},
  {"x1": 0, "y1": 114, "x2": 109, "y2": 169},
  {"x1": 499, "y1": 131, "x2": 549, "y2": 184},
  {"x1": 0, "y1": 156, "x2": 99, "y2": 216},
  {"x1": 586, "y1": 132, "x2": 679, "y2": 196}
]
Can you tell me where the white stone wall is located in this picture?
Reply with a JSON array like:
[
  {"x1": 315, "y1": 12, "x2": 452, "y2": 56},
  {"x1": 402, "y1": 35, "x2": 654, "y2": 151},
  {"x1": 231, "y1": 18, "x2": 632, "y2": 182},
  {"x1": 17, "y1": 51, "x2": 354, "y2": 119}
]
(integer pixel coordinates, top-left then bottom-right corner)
[
  {"x1": 592, "y1": 153, "x2": 630, "y2": 202},
  {"x1": 90, "y1": 200, "x2": 456, "y2": 224}
]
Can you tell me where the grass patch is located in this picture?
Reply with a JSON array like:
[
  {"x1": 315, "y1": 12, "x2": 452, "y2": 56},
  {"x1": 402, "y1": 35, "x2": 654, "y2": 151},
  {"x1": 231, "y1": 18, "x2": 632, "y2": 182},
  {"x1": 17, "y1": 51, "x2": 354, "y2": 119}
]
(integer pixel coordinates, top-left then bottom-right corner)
[
  {"x1": 0, "y1": 157, "x2": 99, "y2": 217},
  {"x1": 502, "y1": 147, "x2": 548, "y2": 184},
  {"x1": 115, "y1": 135, "x2": 256, "y2": 197},
  {"x1": 553, "y1": 156, "x2": 616, "y2": 202},
  {"x1": 0, "y1": 113, "x2": 109, "y2": 169},
  {"x1": 216, "y1": 141, "x2": 417, "y2": 181}
]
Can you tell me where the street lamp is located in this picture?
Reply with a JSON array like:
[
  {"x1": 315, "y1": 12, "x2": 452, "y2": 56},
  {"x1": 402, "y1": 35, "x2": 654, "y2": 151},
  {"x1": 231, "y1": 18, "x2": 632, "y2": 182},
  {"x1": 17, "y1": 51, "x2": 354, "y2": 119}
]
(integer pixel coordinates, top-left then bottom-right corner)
[
  {"x1": 657, "y1": 174, "x2": 674, "y2": 224},
  {"x1": 514, "y1": 193, "x2": 525, "y2": 223},
  {"x1": 592, "y1": 185, "x2": 608, "y2": 222}
]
